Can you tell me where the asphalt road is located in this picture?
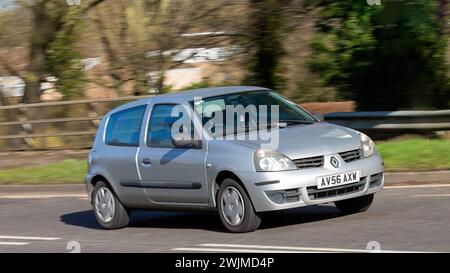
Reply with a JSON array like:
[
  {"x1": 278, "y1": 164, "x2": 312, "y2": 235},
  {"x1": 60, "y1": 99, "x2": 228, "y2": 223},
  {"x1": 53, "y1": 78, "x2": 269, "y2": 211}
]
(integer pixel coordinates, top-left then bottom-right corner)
[{"x1": 1, "y1": 184, "x2": 450, "y2": 253}]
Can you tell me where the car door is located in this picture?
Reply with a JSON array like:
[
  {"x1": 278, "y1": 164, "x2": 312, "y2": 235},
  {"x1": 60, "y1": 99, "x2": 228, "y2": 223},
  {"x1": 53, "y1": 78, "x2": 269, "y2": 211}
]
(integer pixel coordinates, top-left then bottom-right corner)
[
  {"x1": 137, "y1": 103, "x2": 209, "y2": 204},
  {"x1": 98, "y1": 104, "x2": 150, "y2": 205}
]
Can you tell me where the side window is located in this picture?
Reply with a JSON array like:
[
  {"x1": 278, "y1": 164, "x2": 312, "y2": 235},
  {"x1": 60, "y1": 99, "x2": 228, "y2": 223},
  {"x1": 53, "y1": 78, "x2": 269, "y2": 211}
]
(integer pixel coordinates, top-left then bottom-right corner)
[
  {"x1": 147, "y1": 104, "x2": 191, "y2": 148},
  {"x1": 105, "y1": 105, "x2": 146, "y2": 147}
]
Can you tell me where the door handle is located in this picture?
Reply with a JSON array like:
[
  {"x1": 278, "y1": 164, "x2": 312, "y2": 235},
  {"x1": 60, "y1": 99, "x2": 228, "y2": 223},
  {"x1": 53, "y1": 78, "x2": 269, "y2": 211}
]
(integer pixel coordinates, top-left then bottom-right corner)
[{"x1": 141, "y1": 158, "x2": 152, "y2": 166}]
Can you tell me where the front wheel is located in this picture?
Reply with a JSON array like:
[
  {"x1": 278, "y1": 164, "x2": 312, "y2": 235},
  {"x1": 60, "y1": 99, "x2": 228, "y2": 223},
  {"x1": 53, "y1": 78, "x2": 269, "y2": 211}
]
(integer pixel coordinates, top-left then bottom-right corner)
[
  {"x1": 92, "y1": 181, "x2": 130, "y2": 229},
  {"x1": 217, "y1": 179, "x2": 261, "y2": 233},
  {"x1": 334, "y1": 194, "x2": 374, "y2": 215}
]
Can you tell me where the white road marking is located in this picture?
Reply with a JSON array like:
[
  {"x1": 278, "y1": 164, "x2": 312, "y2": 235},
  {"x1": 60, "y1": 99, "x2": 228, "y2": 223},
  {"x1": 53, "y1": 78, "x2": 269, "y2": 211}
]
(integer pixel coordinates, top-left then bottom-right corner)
[
  {"x1": 201, "y1": 243, "x2": 365, "y2": 252},
  {"x1": 385, "y1": 184, "x2": 450, "y2": 189},
  {"x1": 413, "y1": 194, "x2": 450, "y2": 197},
  {"x1": 0, "y1": 235, "x2": 60, "y2": 248},
  {"x1": 178, "y1": 243, "x2": 432, "y2": 253},
  {"x1": 0, "y1": 194, "x2": 87, "y2": 199},
  {"x1": 0, "y1": 242, "x2": 30, "y2": 246},
  {"x1": 0, "y1": 235, "x2": 60, "y2": 241},
  {"x1": 172, "y1": 247, "x2": 312, "y2": 253}
]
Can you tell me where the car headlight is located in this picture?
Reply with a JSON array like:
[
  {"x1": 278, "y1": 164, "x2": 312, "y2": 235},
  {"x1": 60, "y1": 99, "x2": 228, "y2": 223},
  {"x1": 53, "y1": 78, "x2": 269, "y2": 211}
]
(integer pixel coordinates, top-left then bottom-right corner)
[
  {"x1": 360, "y1": 133, "x2": 377, "y2": 157},
  {"x1": 253, "y1": 150, "x2": 297, "y2": 172}
]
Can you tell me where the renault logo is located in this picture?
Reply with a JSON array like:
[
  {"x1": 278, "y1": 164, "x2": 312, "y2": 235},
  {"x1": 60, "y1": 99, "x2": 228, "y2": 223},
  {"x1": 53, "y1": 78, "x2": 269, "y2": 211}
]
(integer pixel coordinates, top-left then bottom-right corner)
[{"x1": 330, "y1": 156, "x2": 339, "y2": 168}]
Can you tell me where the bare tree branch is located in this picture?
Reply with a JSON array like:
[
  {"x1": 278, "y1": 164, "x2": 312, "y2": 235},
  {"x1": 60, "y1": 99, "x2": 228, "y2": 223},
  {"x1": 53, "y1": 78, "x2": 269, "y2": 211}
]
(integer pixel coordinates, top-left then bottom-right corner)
[{"x1": 82, "y1": 0, "x2": 107, "y2": 13}]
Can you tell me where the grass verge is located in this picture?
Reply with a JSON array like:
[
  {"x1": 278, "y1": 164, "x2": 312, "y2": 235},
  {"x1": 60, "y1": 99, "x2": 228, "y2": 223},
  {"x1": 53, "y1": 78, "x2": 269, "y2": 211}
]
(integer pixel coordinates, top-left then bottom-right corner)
[
  {"x1": 0, "y1": 159, "x2": 86, "y2": 184},
  {"x1": 376, "y1": 138, "x2": 450, "y2": 172}
]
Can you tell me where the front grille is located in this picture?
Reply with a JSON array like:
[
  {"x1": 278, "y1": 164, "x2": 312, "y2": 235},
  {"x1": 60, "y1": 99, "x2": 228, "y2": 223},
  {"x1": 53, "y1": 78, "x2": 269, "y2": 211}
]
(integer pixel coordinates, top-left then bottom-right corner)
[
  {"x1": 284, "y1": 188, "x2": 301, "y2": 203},
  {"x1": 339, "y1": 148, "x2": 363, "y2": 163},
  {"x1": 307, "y1": 177, "x2": 366, "y2": 200},
  {"x1": 292, "y1": 155, "x2": 324, "y2": 169}
]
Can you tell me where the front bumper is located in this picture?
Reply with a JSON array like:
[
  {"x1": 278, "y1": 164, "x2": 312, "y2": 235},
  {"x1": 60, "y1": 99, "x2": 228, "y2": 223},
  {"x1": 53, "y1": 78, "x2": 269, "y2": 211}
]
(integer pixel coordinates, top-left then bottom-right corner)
[{"x1": 238, "y1": 153, "x2": 384, "y2": 212}]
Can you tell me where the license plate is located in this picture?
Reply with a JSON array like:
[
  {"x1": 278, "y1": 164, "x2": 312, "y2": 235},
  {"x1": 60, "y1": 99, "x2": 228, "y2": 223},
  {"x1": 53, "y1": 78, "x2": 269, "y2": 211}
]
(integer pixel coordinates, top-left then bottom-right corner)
[{"x1": 317, "y1": 170, "x2": 361, "y2": 189}]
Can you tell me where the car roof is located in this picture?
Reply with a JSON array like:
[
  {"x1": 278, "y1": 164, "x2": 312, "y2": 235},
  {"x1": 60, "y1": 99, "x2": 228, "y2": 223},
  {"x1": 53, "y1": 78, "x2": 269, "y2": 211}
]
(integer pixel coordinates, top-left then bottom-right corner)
[
  {"x1": 111, "y1": 86, "x2": 269, "y2": 113},
  {"x1": 153, "y1": 86, "x2": 269, "y2": 101}
]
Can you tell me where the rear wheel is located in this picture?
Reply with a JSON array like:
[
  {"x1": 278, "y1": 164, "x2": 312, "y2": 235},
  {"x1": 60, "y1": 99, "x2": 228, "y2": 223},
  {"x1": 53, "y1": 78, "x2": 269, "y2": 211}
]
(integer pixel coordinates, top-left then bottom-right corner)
[
  {"x1": 334, "y1": 194, "x2": 374, "y2": 215},
  {"x1": 217, "y1": 178, "x2": 261, "y2": 233},
  {"x1": 92, "y1": 181, "x2": 130, "y2": 229}
]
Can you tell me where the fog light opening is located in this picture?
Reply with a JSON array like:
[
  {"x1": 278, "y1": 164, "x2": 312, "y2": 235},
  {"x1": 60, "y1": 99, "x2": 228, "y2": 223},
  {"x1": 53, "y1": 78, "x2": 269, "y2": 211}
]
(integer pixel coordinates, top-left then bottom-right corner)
[
  {"x1": 271, "y1": 193, "x2": 285, "y2": 204},
  {"x1": 266, "y1": 188, "x2": 301, "y2": 204}
]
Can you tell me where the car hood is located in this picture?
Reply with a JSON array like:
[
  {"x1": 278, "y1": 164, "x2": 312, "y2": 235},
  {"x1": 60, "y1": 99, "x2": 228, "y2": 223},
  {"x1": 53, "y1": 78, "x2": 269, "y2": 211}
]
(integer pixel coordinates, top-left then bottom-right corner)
[{"x1": 234, "y1": 122, "x2": 361, "y2": 159}]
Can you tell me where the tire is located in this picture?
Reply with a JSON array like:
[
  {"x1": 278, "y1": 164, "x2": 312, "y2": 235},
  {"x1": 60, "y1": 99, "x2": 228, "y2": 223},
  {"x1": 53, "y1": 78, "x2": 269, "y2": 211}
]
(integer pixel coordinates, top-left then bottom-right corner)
[
  {"x1": 334, "y1": 194, "x2": 374, "y2": 215},
  {"x1": 92, "y1": 181, "x2": 130, "y2": 229},
  {"x1": 217, "y1": 178, "x2": 261, "y2": 233}
]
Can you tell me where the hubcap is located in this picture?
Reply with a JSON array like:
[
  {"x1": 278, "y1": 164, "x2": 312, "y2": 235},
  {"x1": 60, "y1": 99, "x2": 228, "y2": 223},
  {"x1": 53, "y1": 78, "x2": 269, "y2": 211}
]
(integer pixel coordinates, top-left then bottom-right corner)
[
  {"x1": 94, "y1": 187, "x2": 115, "y2": 223},
  {"x1": 221, "y1": 186, "x2": 245, "y2": 226}
]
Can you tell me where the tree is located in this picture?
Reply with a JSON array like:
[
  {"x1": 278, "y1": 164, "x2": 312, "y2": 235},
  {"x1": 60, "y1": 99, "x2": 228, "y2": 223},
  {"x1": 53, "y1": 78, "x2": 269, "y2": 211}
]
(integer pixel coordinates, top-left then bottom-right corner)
[
  {"x1": 16, "y1": 0, "x2": 106, "y2": 102},
  {"x1": 47, "y1": 7, "x2": 85, "y2": 99},
  {"x1": 242, "y1": 0, "x2": 287, "y2": 91},
  {"x1": 88, "y1": 0, "x2": 240, "y2": 95},
  {"x1": 308, "y1": 0, "x2": 449, "y2": 110},
  {"x1": 242, "y1": 0, "x2": 315, "y2": 93}
]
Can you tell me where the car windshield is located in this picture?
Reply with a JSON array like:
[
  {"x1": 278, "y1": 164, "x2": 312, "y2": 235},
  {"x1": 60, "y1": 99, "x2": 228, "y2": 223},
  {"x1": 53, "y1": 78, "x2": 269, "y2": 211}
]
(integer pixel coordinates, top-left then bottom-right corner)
[{"x1": 192, "y1": 90, "x2": 317, "y2": 136}]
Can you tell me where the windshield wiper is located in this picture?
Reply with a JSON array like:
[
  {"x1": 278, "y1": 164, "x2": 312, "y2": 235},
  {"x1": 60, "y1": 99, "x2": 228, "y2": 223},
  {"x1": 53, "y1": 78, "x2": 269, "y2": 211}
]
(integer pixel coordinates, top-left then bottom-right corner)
[
  {"x1": 216, "y1": 123, "x2": 284, "y2": 136},
  {"x1": 278, "y1": 119, "x2": 314, "y2": 126},
  {"x1": 211, "y1": 120, "x2": 311, "y2": 137}
]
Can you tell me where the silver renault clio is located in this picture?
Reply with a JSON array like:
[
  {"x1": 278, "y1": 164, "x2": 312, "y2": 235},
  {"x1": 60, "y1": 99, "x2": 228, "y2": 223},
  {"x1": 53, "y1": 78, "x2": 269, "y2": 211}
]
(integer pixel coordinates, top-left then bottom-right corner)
[{"x1": 86, "y1": 86, "x2": 384, "y2": 232}]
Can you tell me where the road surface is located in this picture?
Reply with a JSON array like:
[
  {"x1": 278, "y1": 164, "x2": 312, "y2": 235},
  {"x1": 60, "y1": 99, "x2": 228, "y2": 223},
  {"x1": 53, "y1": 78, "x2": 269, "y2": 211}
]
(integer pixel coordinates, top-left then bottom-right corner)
[{"x1": 0, "y1": 184, "x2": 450, "y2": 253}]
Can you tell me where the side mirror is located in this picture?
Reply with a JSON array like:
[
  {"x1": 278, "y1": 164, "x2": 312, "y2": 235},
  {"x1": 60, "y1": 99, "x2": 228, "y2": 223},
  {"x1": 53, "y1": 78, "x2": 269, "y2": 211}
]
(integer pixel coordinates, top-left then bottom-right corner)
[
  {"x1": 172, "y1": 137, "x2": 202, "y2": 149},
  {"x1": 312, "y1": 112, "x2": 324, "y2": 122}
]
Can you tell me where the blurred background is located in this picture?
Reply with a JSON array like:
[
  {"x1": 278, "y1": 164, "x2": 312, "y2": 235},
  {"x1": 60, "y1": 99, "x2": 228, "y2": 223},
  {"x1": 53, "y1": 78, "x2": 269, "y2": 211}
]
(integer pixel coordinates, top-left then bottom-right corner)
[{"x1": 0, "y1": 0, "x2": 449, "y2": 183}]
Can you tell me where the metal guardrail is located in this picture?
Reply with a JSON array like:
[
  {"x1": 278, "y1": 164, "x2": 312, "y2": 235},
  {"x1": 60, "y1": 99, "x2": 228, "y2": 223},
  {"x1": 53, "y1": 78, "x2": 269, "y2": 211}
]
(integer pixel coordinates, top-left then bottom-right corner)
[
  {"x1": 324, "y1": 110, "x2": 450, "y2": 131},
  {"x1": 0, "y1": 96, "x2": 449, "y2": 150}
]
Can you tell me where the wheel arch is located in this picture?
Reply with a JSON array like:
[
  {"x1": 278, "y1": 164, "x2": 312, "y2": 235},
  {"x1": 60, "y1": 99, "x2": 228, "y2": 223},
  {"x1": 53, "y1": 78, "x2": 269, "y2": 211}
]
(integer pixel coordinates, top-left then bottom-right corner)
[
  {"x1": 212, "y1": 170, "x2": 252, "y2": 208},
  {"x1": 89, "y1": 174, "x2": 119, "y2": 201}
]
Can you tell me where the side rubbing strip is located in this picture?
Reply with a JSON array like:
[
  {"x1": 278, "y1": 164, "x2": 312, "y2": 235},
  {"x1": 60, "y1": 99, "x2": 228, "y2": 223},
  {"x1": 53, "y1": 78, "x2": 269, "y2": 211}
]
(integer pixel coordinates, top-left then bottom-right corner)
[
  {"x1": 120, "y1": 181, "x2": 141, "y2": 188},
  {"x1": 120, "y1": 181, "x2": 201, "y2": 189},
  {"x1": 254, "y1": 180, "x2": 280, "y2": 186}
]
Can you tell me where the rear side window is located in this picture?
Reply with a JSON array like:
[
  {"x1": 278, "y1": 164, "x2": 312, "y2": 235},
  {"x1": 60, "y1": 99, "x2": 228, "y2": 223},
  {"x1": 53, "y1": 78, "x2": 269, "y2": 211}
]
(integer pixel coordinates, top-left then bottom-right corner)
[{"x1": 105, "y1": 105, "x2": 146, "y2": 147}]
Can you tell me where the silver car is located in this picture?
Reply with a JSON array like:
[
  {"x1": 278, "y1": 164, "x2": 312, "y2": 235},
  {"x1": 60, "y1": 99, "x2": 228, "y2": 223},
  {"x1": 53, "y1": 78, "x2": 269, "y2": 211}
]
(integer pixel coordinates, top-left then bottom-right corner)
[{"x1": 85, "y1": 86, "x2": 384, "y2": 232}]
